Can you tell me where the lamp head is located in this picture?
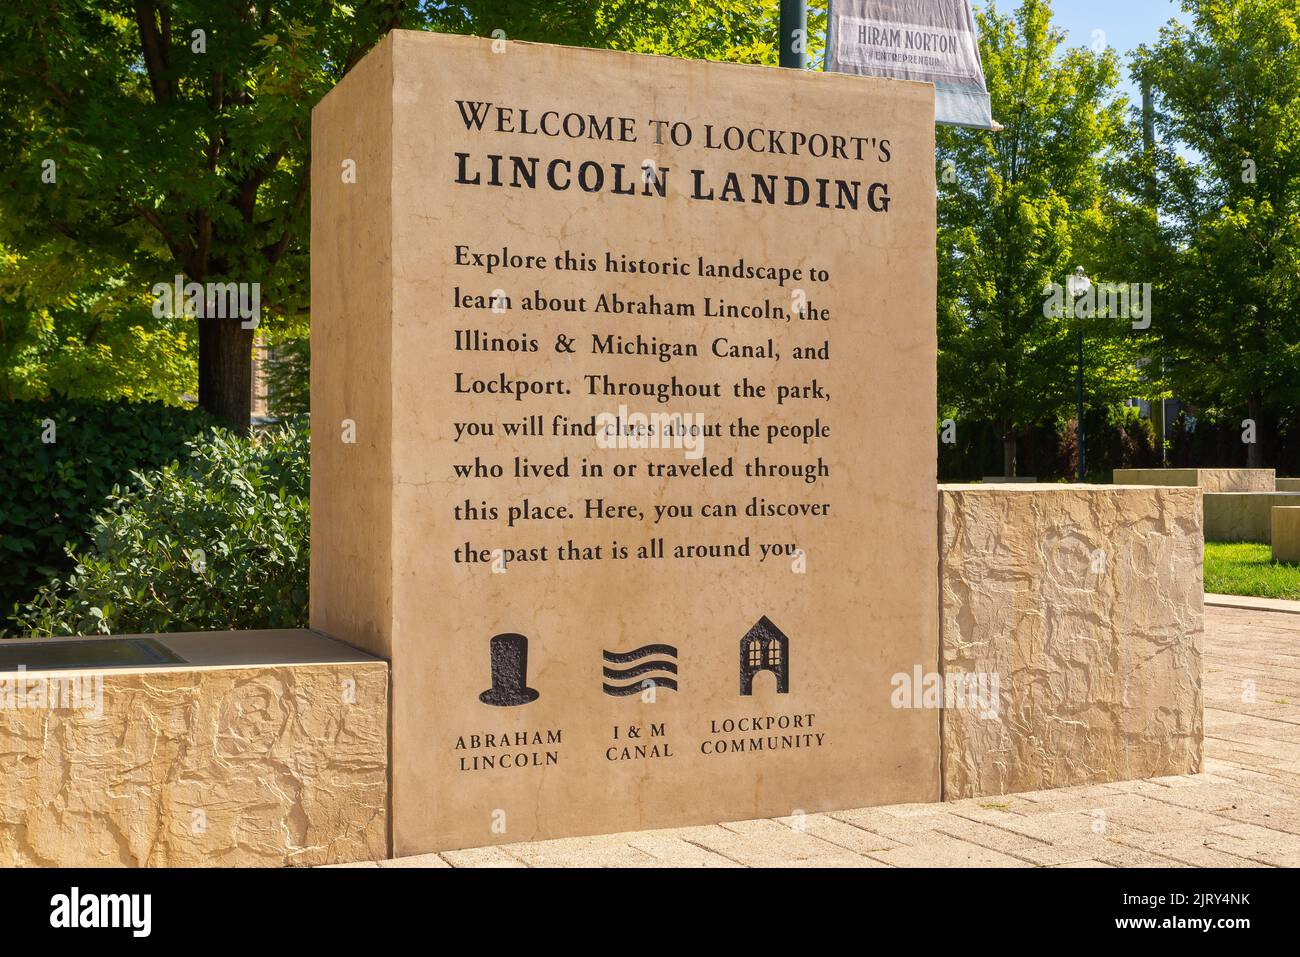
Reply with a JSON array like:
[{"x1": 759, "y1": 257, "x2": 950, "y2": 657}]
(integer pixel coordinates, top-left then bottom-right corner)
[{"x1": 1067, "y1": 267, "x2": 1091, "y2": 297}]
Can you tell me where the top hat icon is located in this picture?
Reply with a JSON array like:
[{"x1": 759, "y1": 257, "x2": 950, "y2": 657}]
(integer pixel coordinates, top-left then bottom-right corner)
[{"x1": 479, "y1": 633, "x2": 540, "y2": 707}]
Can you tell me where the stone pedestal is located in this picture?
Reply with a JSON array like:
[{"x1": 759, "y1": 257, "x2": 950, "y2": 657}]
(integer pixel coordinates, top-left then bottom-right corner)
[
  {"x1": 1204, "y1": 492, "x2": 1300, "y2": 542},
  {"x1": 312, "y1": 31, "x2": 939, "y2": 856},
  {"x1": 1114, "y1": 468, "x2": 1275, "y2": 493},
  {"x1": 939, "y1": 485, "x2": 1203, "y2": 799},
  {"x1": 1273, "y1": 507, "x2": 1300, "y2": 563},
  {"x1": 0, "y1": 631, "x2": 387, "y2": 867}
]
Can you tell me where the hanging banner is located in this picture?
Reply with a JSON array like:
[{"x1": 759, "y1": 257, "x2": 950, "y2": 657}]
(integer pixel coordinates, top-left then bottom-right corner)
[{"x1": 827, "y1": 0, "x2": 995, "y2": 129}]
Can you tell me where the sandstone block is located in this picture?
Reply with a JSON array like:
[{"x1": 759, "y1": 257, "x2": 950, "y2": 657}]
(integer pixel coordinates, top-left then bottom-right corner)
[
  {"x1": 1272, "y1": 507, "x2": 1300, "y2": 563},
  {"x1": 1114, "y1": 468, "x2": 1275, "y2": 493},
  {"x1": 0, "y1": 630, "x2": 387, "y2": 867},
  {"x1": 1204, "y1": 492, "x2": 1300, "y2": 542},
  {"x1": 939, "y1": 484, "x2": 1203, "y2": 799}
]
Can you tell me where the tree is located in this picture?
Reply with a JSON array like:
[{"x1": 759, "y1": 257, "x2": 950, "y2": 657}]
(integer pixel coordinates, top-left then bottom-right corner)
[
  {"x1": 0, "y1": 2, "x2": 435, "y2": 429},
  {"x1": 1134, "y1": 0, "x2": 1300, "y2": 468},
  {"x1": 937, "y1": 0, "x2": 1146, "y2": 476},
  {"x1": 0, "y1": 240, "x2": 195, "y2": 403},
  {"x1": 0, "y1": 1, "x2": 808, "y2": 429}
]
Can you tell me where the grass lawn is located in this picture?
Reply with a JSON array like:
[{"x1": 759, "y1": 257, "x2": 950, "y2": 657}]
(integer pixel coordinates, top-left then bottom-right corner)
[{"x1": 1205, "y1": 542, "x2": 1300, "y2": 600}]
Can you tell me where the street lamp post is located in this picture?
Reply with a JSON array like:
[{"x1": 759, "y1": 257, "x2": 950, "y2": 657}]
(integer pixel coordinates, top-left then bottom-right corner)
[
  {"x1": 824, "y1": 0, "x2": 835, "y2": 71},
  {"x1": 779, "y1": 0, "x2": 808, "y2": 69},
  {"x1": 1067, "y1": 266, "x2": 1091, "y2": 482}
]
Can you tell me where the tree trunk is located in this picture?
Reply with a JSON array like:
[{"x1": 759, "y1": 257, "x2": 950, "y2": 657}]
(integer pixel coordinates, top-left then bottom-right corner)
[
  {"x1": 198, "y1": 317, "x2": 253, "y2": 433},
  {"x1": 1247, "y1": 392, "x2": 1265, "y2": 468},
  {"x1": 1002, "y1": 431, "x2": 1018, "y2": 478}
]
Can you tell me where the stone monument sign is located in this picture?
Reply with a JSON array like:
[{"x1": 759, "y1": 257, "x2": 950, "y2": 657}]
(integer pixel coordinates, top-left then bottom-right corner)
[{"x1": 311, "y1": 31, "x2": 938, "y2": 855}]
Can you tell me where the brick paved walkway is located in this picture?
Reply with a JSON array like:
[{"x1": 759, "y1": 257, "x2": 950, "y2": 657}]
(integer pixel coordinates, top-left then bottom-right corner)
[{"x1": 359, "y1": 603, "x2": 1300, "y2": 868}]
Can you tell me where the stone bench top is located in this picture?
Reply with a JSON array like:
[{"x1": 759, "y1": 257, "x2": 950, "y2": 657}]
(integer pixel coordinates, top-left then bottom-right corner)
[
  {"x1": 0, "y1": 629, "x2": 383, "y2": 676},
  {"x1": 1207, "y1": 491, "x2": 1300, "y2": 496}
]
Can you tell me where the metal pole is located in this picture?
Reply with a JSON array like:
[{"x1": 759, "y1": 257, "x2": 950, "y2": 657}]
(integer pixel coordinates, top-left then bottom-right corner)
[
  {"x1": 824, "y1": 0, "x2": 834, "y2": 71},
  {"x1": 1163, "y1": 398, "x2": 1169, "y2": 465},
  {"x1": 1143, "y1": 80, "x2": 1169, "y2": 467},
  {"x1": 780, "y1": 0, "x2": 808, "y2": 69},
  {"x1": 1141, "y1": 82, "x2": 1156, "y2": 194},
  {"x1": 1077, "y1": 319, "x2": 1086, "y2": 481},
  {"x1": 1161, "y1": 365, "x2": 1169, "y2": 467}
]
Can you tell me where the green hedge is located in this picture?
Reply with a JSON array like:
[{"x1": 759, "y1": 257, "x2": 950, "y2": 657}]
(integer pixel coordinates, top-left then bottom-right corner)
[
  {"x1": 12, "y1": 421, "x2": 309, "y2": 637},
  {"x1": 937, "y1": 404, "x2": 1161, "y2": 481},
  {"x1": 0, "y1": 399, "x2": 214, "y2": 626}
]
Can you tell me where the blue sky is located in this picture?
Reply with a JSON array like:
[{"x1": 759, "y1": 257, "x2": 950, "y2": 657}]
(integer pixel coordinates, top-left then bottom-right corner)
[{"x1": 976, "y1": 0, "x2": 1187, "y2": 104}]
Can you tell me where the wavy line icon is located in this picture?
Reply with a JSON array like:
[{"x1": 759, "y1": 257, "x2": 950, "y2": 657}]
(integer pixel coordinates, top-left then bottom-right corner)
[{"x1": 602, "y1": 644, "x2": 679, "y2": 697}]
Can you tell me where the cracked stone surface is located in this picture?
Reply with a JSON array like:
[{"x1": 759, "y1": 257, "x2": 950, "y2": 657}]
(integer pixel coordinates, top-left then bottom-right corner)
[
  {"x1": 0, "y1": 663, "x2": 387, "y2": 866},
  {"x1": 937, "y1": 485, "x2": 1204, "y2": 799}
]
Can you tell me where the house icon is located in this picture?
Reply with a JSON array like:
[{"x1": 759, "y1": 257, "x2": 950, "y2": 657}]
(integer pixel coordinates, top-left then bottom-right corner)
[{"x1": 739, "y1": 616, "x2": 790, "y2": 695}]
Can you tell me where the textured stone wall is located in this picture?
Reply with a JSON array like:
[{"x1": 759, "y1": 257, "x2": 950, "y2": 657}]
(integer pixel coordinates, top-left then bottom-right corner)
[
  {"x1": 939, "y1": 485, "x2": 1203, "y2": 799},
  {"x1": 1273, "y1": 508, "x2": 1300, "y2": 563},
  {"x1": 1204, "y1": 492, "x2": 1300, "y2": 542},
  {"x1": 0, "y1": 662, "x2": 388, "y2": 867},
  {"x1": 1196, "y1": 470, "x2": 1275, "y2": 493},
  {"x1": 1114, "y1": 468, "x2": 1275, "y2": 493}
]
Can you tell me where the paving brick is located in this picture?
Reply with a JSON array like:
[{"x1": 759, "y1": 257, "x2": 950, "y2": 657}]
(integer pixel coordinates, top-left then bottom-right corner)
[
  {"x1": 944, "y1": 795, "x2": 1041, "y2": 815},
  {"x1": 378, "y1": 853, "x2": 451, "y2": 868},
  {"x1": 957, "y1": 808, "x2": 1102, "y2": 844},
  {"x1": 1089, "y1": 843, "x2": 1189, "y2": 867},
  {"x1": 624, "y1": 833, "x2": 745, "y2": 868},
  {"x1": 1088, "y1": 793, "x2": 1243, "y2": 834},
  {"x1": 690, "y1": 817, "x2": 874, "y2": 867},
  {"x1": 827, "y1": 806, "x2": 951, "y2": 844},
  {"x1": 1114, "y1": 781, "x2": 1257, "y2": 814},
  {"x1": 440, "y1": 846, "x2": 528, "y2": 868},
  {"x1": 499, "y1": 835, "x2": 661, "y2": 868},
  {"x1": 928, "y1": 815, "x2": 1098, "y2": 866},
  {"x1": 1109, "y1": 832, "x2": 1270, "y2": 868},
  {"x1": 1049, "y1": 859, "x2": 1113, "y2": 868},
  {"x1": 865, "y1": 835, "x2": 1029, "y2": 867},
  {"x1": 941, "y1": 801, "x2": 1039, "y2": 824},
  {"x1": 1206, "y1": 822, "x2": 1300, "y2": 866},
  {"x1": 774, "y1": 814, "x2": 900, "y2": 860}
]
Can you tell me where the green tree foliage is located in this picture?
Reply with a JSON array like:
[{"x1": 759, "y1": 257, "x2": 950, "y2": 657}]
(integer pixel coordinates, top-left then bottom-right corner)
[
  {"x1": 439, "y1": 1, "x2": 820, "y2": 62},
  {"x1": 1134, "y1": 0, "x2": 1300, "y2": 467},
  {"x1": 936, "y1": 0, "x2": 1147, "y2": 475},
  {"x1": 0, "y1": 239, "x2": 196, "y2": 403},
  {"x1": 0, "y1": 2, "x2": 435, "y2": 429},
  {"x1": 0, "y1": 399, "x2": 213, "y2": 627},
  {"x1": 12, "y1": 421, "x2": 309, "y2": 637}
]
